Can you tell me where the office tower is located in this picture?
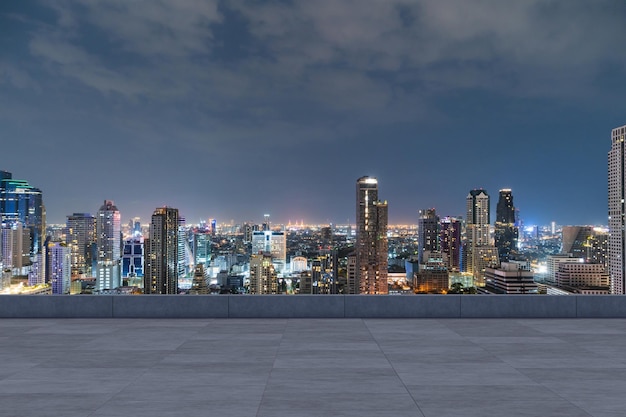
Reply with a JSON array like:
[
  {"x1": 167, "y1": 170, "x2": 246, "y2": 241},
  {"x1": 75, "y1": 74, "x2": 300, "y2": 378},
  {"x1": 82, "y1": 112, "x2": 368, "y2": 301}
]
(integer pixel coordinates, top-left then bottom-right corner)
[
  {"x1": 555, "y1": 263, "x2": 609, "y2": 288},
  {"x1": 177, "y1": 217, "x2": 192, "y2": 278},
  {"x1": 189, "y1": 264, "x2": 209, "y2": 295},
  {"x1": 546, "y1": 254, "x2": 583, "y2": 285},
  {"x1": 95, "y1": 201, "x2": 121, "y2": 291},
  {"x1": 249, "y1": 252, "x2": 277, "y2": 294},
  {"x1": 562, "y1": 226, "x2": 608, "y2": 268},
  {"x1": 440, "y1": 217, "x2": 461, "y2": 271},
  {"x1": 485, "y1": 262, "x2": 537, "y2": 294},
  {"x1": 251, "y1": 230, "x2": 287, "y2": 272},
  {"x1": 192, "y1": 227, "x2": 211, "y2": 266},
  {"x1": 608, "y1": 124, "x2": 626, "y2": 293},
  {"x1": 414, "y1": 259, "x2": 449, "y2": 293},
  {"x1": 145, "y1": 207, "x2": 179, "y2": 294},
  {"x1": 263, "y1": 214, "x2": 271, "y2": 231},
  {"x1": 66, "y1": 213, "x2": 96, "y2": 277},
  {"x1": 355, "y1": 176, "x2": 388, "y2": 294},
  {"x1": 1, "y1": 222, "x2": 30, "y2": 272},
  {"x1": 122, "y1": 235, "x2": 144, "y2": 287},
  {"x1": 494, "y1": 189, "x2": 518, "y2": 263},
  {"x1": 465, "y1": 189, "x2": 497, "y2": 283},
  {"x1": 0, "y1": 171, "x2": 45, "y2": 257},
  {"x1": 418, "y1": 208, "x2": 440, "y2": 263},
  {"x1": 346, "y1": 252, "x2": 357, "y2": 294},
  {"x1": 44, "y1": 238, "x2": 71, "y2": 294}
]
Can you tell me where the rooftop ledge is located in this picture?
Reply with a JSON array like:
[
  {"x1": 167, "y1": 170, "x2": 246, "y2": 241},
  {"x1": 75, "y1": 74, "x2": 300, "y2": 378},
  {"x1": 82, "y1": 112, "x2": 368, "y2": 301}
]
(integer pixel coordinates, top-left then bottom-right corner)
[{"x1": 1, "y1": 295, "x2": 626, "y2": 318}]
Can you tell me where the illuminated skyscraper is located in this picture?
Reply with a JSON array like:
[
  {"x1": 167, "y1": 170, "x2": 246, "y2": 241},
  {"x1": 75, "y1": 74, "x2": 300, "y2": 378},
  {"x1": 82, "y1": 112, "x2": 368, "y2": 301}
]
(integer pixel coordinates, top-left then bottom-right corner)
[
  {"x1": 252, "y1": 230, "x2": 286, "y2": 272},
  {"x1": 145, "y1": 207, "x2": 179, "y2": 294},
  {"x1": 44, "y1": 238, "x2": 71, "y2": 294},
  {"x1": 0, "y1": 170, "x2": 45, "y2": 257},
  {"x1": 355, "y1": 176, "x2": 388, "y2": 294},
  {"x1": 494, "y1": 189, "x2": 518, "y2": 263},
  {"x1": 418, "y1": 208, "x2": 440, "y2": 263},
  {"x1": 66, "y1": 213, "x2": 96, "y2": 277},
  {"x1": 465, "y1": 189, "x2": 497, "y2": 283},
  {"x1": 608, "y1": 124, "x2": 626, "y2": 293},
  {"x1": 440, "y1": 217, "x2": 461, "y2": 271},
  {"x1": 249, "y1": 252, "x2": 277, "y2": 294},
  {"x1": 95, "y1": 201, "x2": 121, "y2": 291}
]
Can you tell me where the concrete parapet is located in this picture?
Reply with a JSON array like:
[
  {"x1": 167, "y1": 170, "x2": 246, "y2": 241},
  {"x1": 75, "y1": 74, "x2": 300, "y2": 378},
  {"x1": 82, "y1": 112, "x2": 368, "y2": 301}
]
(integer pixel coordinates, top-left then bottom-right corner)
[
  {"x1": 460, "y1": 295, "x2": 577, "y2": 318},
  {"x1": 1, "y1": 294, "x2": 626, "y2": 318},
  {"x1": 228, "y1": 295, "x2": 344, "y2": 318}
]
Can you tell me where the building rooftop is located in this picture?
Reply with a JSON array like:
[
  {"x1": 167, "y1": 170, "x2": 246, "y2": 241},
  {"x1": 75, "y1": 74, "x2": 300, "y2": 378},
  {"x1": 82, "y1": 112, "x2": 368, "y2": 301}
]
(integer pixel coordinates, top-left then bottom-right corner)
[{"x1": 1, "y1": 317, "x2": 624, "y2": 416}]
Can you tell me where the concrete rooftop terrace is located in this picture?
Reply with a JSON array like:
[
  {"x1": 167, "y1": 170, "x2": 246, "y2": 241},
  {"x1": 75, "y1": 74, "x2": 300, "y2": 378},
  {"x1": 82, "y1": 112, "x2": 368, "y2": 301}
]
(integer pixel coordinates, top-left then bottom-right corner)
[{"x1": 1, "y1": 318, "x2": 625, "y2": 417}]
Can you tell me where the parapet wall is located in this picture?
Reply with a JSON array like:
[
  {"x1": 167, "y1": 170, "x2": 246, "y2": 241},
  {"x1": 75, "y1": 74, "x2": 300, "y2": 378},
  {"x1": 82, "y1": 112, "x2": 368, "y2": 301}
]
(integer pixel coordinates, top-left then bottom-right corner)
[{"x1": 1, "y1": 295, "x2": 625, "y2": 318}]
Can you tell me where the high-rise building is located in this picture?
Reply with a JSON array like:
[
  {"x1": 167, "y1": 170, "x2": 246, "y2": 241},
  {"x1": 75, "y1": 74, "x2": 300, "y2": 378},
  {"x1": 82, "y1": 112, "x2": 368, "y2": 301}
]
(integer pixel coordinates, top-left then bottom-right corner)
[
  {"x1": 1, "y1": 222, "x2": 30, "y2": 272},
  {"x1": 485, "y1": 261, "x2": 537, "y2": 294},
  {"x1": 608, "y1": 124, "x2": 626, "y2": 293},
  {"x1": 249, "y1": 252, "x2": 277, "y2": 294},
  {"x1": 192, "y1": 227, "x2": 212, "y2": 266},
  {"x1": 465, "y1": 189, "x2": 497, "y2": 283},
  {"x1": 0, "y1": 171, "x2": 45, "y2": 257},
  {"x1": 418, "y1": 208, "x2": 440, "y2": 263},
  {"x1": 355, "y1": 176, "x2": 388, "y2": 294},
  {"x1": 251, "y1": 230, "x2": 286, "y2": 272},
  {"x1": 144, "y1": 207, "x2": 179, "y2": 294},
  {"x1": 44, "y1": 238, "x2": 71, "y2": 294},
  {"x1": 122, "y1": 235, "x2": 144, "y2": 287},
  {"x1": 562, "y1": 226, "x2": 608, "y2": 269},
  {"x1": 189, "y1": 264, "x2": 209, "y2": 295},
  {"x1": 440, "y1": 217, "x2": 461, "y2": 271},
  {"x1": 95, "y1": 201, "x2": 121, "y2": 291},
  {"x1": 66, "y1": 213, "x2": 96, "y2": 277},
  {"x1": 494, "y1": 189, "x2": 518, "y2": 263}
]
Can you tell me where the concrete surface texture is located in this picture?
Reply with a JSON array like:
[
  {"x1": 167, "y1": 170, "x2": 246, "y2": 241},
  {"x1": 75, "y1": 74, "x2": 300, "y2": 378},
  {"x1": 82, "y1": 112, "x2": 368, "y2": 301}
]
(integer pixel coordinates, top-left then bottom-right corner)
[{"x1": 1, "y1": 318, "x2": 625, "y2": 416}]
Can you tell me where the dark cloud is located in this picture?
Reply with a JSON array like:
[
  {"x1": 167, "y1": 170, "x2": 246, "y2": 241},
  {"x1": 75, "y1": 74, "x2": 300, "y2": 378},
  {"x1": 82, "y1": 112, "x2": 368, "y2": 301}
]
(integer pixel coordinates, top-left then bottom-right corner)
[{"x1": 0, "y1": 0, "x2": 624, "y2": 224}]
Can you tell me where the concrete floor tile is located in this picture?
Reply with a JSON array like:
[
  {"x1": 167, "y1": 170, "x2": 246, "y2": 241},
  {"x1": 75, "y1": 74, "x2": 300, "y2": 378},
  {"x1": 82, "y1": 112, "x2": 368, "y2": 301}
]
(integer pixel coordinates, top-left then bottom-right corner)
[
  {"x1": 418, "y1": 400, "x2": 592, "y2": 417},
  {"x1": 396, "y1": 363, "x2": 537, "y2": 386}
]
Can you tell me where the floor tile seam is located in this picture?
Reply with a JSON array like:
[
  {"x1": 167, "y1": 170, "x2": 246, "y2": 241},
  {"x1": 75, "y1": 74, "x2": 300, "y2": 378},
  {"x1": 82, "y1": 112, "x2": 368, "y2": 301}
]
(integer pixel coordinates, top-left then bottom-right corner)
[
  {"x1": 363, "y1": 319, "x2": 427, "y2": 417},
  {"x1": 515, "y1": 369, "x2": 597, "y2": 417},
  {"x1": 255, "y1": 318, "x2": 289, "y2": 417}
]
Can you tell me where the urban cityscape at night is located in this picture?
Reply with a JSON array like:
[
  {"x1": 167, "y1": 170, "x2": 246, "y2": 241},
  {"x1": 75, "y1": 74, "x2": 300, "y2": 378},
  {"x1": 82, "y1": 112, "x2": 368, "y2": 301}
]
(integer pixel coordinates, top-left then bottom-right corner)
[
  {"x1": 0, "y1": 167, "x2": 615, "y2": 296},
  {"x1": 2, "y1": 2, "x2": 626, "y2": 416}
]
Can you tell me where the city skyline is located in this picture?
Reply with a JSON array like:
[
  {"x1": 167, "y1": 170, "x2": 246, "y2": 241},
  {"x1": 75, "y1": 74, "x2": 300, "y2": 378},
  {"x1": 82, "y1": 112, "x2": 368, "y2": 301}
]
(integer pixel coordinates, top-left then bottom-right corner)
[{"x1": 2, "y1": 1, "x2": 625, "y2": 225}]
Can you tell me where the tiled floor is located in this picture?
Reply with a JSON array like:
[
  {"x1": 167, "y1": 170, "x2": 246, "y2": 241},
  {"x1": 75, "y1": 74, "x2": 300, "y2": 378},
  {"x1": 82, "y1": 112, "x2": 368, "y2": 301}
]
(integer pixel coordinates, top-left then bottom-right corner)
[{"x1": 1, "y1": 318, "x2": 626, "y2": 416}]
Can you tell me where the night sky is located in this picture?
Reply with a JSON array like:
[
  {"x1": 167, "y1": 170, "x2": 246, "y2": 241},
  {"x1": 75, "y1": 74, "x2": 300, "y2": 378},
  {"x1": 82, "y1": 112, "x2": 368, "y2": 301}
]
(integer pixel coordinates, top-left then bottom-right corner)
[{"x1": 1, "y1": 1, "x2": 625, "y2": 226}]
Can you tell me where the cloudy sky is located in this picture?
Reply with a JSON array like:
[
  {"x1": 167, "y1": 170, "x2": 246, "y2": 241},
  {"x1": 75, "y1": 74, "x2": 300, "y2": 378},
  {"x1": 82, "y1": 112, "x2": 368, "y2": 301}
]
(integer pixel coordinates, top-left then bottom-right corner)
[{"x1": 1, "y1": 0, "x2": 625, "y2": 226}]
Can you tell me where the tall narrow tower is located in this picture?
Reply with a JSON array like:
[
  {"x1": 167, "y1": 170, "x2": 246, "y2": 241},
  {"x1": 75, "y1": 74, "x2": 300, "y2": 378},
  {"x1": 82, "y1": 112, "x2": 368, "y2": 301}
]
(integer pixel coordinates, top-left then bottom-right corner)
[
  {"x1": 95, "y1": 201, "x2": 121, "y2": 291},
  {"x1": 418, "y1": 208, "x2": 440, "y2": 263},
  {"x1": 465, "y1": 189, "x2": 497, "y2": 284},
  {"x1": 609, "y1": 124, "x2": 626, "y2": 294},
  {"x1": 494, "y1": 189, "x2": 518, "y2": 263},
  {"x1": 355, "y1": 176, "x2": 388, "y2": 294},
  {"x1": 145, "y1": 207, "x2": 179, "y2": 294}
]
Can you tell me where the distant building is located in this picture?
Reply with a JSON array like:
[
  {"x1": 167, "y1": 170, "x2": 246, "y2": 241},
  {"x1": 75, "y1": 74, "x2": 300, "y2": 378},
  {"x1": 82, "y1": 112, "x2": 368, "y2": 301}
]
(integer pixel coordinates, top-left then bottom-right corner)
[
  {"x1": 414, "y1": 260, "x2": 449, "y2": 293},
  {"x1": 145, "y1": 207, "x2": 179, "y2": 294},
  {"x1": 555, "y1": 263, "x2": 609, "y2": 288},
  {"x1": 252, "y1": 230, "x2": 286, "y2": 272},
  {"x1": 66, "y1": 213, "x2": 96, "y2": 277},
  {"x1": 418, "y1": 209, "x2": 439, "y2": 263},
  {"x1": 440, "y1": 217, "x2": 461, "y2": 272},
  {"x1": 465, "y1": 189, "x2": 497, "y2": 283},
  {"x1": 44, "y1": 238, "x2": 71, "y2": 294},
  {"x1": 562, "y1": 226, "x2": 608, "y2": 269},
  {"x1": 609, "y1": 124, "x2": 626, "y2": 293},
  {"x1": 485, "y1": 261, "x2": 537, "y2": 294},
  {"x1": 95, "y1": 201, "x2": 121, "y2": 291},
  {"x1": 189, "y1": 264, "x2": 209, "y2": 295},
  {"x1": 355, "y1": 176, "x2": 388, "y2": 294},
  {"x1": 249, "y1": 252, "x2": 277, "y2": 294},
  {"x1": 122, "y1": 235, "x2": 144, "y2": 287},
  {"x1": 494, "y1": 189, "x2": 518, "y2": 263},
  {"x1": 546, "y1": 254, "x2": 583, "y2": 285},
  {"x1": 0, "y1": 171, "x2": 45, "y2": 257}
]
